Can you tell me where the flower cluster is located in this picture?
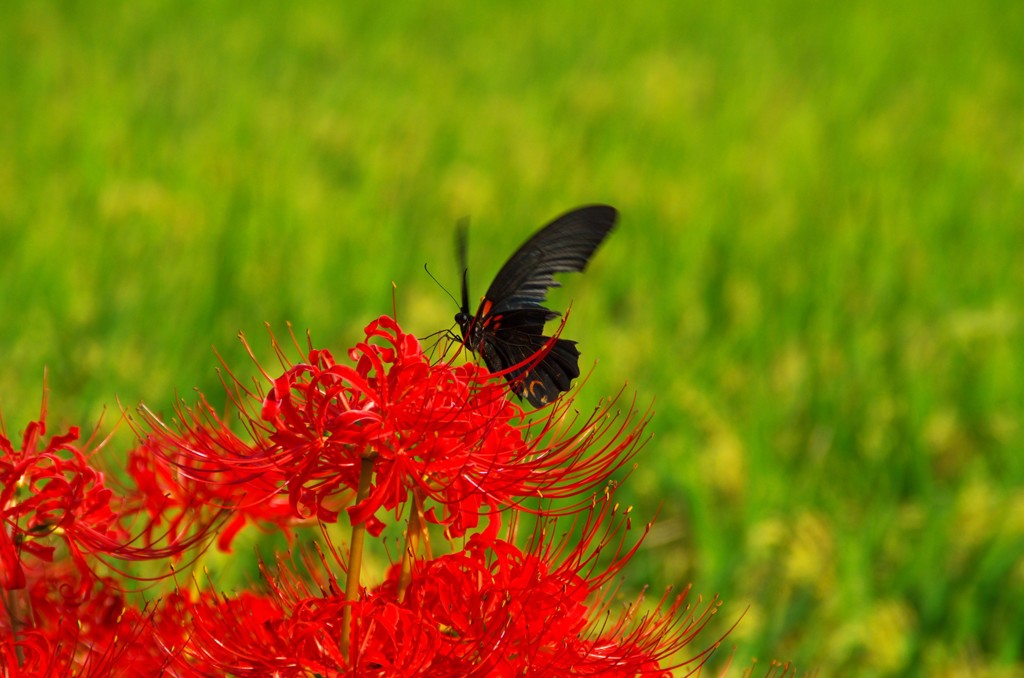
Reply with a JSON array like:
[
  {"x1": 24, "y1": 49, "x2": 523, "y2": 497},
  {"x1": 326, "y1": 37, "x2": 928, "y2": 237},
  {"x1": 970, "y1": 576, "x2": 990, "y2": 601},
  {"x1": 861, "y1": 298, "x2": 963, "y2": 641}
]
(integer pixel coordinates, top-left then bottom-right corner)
[
  {"x1": 137, "y1": 317, "x2": 645, "y2": 542},
  {"x1": 2, "y1": 315, "x2": 732, "y2": 676},
  {"x1": 0, "y1": 392, "x2": 209, "y2": 673},
  {"x1": 173, "y1": 528, "x2": 719, "y2": 676}
]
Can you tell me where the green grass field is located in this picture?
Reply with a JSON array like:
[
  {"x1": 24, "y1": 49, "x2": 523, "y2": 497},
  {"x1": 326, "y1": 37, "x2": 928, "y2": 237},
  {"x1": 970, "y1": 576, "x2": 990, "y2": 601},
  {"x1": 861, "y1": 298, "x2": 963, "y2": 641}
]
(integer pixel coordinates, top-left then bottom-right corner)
[{"x1": 3, "y1": 1, "x2": 1023, "y2": 674}]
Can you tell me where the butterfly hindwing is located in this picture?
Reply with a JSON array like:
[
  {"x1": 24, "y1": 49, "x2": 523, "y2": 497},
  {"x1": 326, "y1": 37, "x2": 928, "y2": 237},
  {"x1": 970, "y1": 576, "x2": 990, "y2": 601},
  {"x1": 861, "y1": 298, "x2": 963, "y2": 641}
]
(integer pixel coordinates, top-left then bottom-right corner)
[{"x1": 479, "y1": 326, "x2": 581, "y2": 407}]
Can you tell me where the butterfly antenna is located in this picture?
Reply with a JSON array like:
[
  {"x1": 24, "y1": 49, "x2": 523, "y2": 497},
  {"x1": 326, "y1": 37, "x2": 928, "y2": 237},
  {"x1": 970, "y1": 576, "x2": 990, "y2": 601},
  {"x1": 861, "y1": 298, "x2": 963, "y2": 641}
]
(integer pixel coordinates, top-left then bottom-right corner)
[{"x1": 423, "y1": 263, "x2": 460, "y2": 308}]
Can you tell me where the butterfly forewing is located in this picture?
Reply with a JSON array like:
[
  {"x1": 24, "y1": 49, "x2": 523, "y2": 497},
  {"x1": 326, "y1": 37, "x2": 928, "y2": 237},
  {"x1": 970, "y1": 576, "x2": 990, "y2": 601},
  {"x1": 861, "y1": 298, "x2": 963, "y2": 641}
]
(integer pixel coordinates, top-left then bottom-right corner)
[{"x1": 485, "y1": 205, "x2": 617, "y2": 315}]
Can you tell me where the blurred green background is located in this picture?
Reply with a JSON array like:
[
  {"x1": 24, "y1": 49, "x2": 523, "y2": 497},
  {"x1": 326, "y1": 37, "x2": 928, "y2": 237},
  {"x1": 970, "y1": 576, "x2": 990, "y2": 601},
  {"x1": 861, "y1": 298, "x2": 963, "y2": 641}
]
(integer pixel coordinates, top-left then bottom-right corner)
[{"x1": 2, "y1": 1, "x2": 1023, "y2": 674}]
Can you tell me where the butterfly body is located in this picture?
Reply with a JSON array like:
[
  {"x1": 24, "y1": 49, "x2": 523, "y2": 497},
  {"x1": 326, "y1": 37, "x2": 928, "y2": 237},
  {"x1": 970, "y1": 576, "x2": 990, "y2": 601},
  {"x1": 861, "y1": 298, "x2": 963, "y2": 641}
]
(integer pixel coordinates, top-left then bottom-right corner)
[{"x1": 455, "y1": 205, "x2": 617, "y2": 407}]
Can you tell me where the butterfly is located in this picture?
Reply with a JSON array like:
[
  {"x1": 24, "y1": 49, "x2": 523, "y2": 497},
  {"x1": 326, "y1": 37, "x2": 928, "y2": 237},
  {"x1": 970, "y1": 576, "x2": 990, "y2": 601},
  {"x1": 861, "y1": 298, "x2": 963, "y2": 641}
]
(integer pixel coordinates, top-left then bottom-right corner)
[{"x1": 455, "y1": 204, "x2": 618, "y2": 407}]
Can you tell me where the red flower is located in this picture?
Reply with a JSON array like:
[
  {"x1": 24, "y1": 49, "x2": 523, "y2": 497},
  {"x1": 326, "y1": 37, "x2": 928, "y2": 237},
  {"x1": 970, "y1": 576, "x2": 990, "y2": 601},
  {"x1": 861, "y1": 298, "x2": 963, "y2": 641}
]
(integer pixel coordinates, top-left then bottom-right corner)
[
  {"x1": 127, "y1": 404, "x2": 295, "y2": 553},
  {"x1": 1, "y1": 392, "x2": 128, "y2": 595},
  {"x1": 1, "y1": 388, "x2": 228, "y2": 677},
  {"x1": 1, "y1": 315, "x2": 743, "y2": 674},
  {"x1": 2, "y1": 388, "x2": 216, "y2": 599},
  {"x1": 164, "y1": 496, "x2": 725, "y2": 676},
  {"x1": 1, "y1": 563, "x2": 173, "y2": 677},
  {"x1": 138, "y1": 316, "x2": 648, "y2": 546}
]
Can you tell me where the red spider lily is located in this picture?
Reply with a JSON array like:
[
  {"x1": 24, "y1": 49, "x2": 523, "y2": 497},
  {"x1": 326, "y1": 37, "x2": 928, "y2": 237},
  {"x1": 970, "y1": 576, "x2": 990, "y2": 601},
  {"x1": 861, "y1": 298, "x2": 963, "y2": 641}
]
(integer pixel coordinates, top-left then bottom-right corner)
[
  {"x1": 1, "y1": 564, "x2": 172, "y2": 677},
  {"x1": 163, "y1": 495, "x2": 726, "y2": 676},
  {"x1": 1, "y1": 393, "x2": 130, "y2": 596},
  {"x1": 1, "y1": 390, "x2": 219, "y2": 595},
  {"x1": 0, "y1": 388, "x2": 227, "y2": 678},
  {"x1": 136, "y1": 315, "x2": 648, "y2": 547},
  {"x1": 126, "y1": 410, "x2": 295, "y2": 553},
  {"x1": 2, "y1": 314, "x2": 751, "y2": 675}
]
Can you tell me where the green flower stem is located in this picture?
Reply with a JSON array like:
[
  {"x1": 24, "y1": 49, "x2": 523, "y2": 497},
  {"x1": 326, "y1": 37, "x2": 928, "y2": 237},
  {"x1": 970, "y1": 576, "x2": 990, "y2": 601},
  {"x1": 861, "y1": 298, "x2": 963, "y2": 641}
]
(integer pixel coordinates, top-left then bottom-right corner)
[{"x1": 341, "y1": 454, "x2": 375, "y2": 661}]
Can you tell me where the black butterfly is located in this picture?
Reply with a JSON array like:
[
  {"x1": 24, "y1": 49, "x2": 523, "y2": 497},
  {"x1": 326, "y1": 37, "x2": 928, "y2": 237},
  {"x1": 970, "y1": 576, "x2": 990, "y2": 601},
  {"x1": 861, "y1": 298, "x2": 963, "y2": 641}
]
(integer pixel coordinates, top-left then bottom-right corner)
[{"x1": 455, "y1": 204, "x2": 617, "y2": 407}]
